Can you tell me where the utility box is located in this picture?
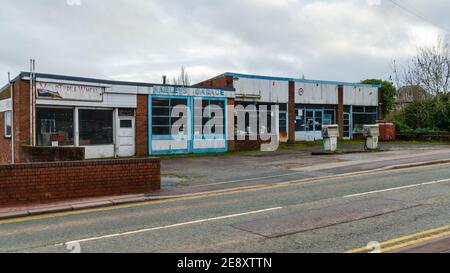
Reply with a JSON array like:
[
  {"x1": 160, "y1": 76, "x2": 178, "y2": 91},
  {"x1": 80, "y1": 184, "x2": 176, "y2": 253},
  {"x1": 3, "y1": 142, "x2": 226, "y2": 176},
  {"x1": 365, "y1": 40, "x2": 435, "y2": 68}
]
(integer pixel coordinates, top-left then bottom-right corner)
[
  {"x1": 322, "y1": 125, "x2": 339, "y2": 152},
  {"x1": 363, "y1": 124, "x2": 380, "y2": 150}
]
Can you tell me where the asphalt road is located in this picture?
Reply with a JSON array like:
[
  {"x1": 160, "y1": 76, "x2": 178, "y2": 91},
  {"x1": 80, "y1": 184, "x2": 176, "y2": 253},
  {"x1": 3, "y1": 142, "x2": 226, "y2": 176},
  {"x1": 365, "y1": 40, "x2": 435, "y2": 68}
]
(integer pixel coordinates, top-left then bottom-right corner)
[
  {"x1": 160, "y1": 144, "x2": 450, "y2": 195},
  {"x1": 1, "y1": 162, "x2": 450, "y2": 253}
]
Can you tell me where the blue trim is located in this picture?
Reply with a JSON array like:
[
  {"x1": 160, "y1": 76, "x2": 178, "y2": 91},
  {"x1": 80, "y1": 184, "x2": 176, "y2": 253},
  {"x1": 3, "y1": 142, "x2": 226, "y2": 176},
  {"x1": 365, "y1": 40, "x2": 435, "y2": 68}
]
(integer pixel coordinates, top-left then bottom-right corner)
[
  {"x1": 148, "y1": 95, "x2": 152, "y2": 155},
  {"x1": 149, "y1": 95, "x2": 228, "y2": 155},
  {"x1": 222, "y1": 72, "x2": 383, "y2": 88},
  {"x1": 192, "y1": 97, "x2": 228, "y2": 154}
]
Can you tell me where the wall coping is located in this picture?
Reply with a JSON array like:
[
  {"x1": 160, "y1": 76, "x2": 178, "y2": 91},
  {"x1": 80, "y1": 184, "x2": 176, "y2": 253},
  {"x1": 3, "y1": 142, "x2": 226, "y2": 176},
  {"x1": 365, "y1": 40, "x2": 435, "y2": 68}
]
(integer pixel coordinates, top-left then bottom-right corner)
[{"x1": 0, "y1": 157, "x2": 160, "y2": 170}]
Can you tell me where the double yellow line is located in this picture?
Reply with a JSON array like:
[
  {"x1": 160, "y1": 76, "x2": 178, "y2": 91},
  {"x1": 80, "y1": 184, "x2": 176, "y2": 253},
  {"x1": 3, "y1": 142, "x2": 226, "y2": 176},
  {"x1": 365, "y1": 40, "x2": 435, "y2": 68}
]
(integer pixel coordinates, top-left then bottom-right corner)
[{"x1": 345, "y1": 224, "x2": 450, "y2": 253}]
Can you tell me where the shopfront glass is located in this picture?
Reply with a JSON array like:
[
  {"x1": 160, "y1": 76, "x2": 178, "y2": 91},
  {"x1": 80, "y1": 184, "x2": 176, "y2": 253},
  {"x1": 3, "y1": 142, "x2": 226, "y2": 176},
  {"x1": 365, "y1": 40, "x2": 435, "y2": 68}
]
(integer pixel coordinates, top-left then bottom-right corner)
[
  {"x1": 152, "y1": 97, "x2": 189, "y2": 138},
  {"x1": 79, "y1": 109, "x2": 114, "y2": 145},
  {"x1": 352, "y1": 106, "x2": 378, "y2": 134},
  {"x1": 36, "y1": 108, "x2": 74, "y2": 146}
]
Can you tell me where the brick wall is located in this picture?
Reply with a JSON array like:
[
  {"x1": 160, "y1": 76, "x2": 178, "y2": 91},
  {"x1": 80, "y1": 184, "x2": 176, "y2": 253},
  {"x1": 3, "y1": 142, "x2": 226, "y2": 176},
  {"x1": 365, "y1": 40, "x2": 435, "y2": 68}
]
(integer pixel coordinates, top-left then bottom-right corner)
[
  {"x1": 0, "y1": 85, "x2": 12, "y2": 163},
  {"x1": 194, "y1": 75, "x2": 234, "y2": 89},
  {"x1": 20, "y1": 146, "x2": 85, "y2": 163},
  {"x1": 0, "y1": 158, "x2": 161, "y2": 207},
  {"x1": 288, "y1": 81, "x2": 296, "y2": 144},
  {"x1": 0, "y1": 112, "x2": 12, "y2": 163},
  {"x1": 337, "y1": 85, "x2": 344, "y2": 138},
  {"x1": 136, "y1": 95, "x2": 149, "y2": 157},
  {"x1": 13, "y1": 80, "x2": 31, "y2": 163}
]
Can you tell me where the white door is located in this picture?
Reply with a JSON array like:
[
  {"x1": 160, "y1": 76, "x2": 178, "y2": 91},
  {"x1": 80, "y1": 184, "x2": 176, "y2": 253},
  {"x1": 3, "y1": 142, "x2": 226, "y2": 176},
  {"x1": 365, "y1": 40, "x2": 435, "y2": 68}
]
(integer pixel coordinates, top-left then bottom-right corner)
[{"x1": 118, "y1": 117, "x2": 135, "y2": 157}]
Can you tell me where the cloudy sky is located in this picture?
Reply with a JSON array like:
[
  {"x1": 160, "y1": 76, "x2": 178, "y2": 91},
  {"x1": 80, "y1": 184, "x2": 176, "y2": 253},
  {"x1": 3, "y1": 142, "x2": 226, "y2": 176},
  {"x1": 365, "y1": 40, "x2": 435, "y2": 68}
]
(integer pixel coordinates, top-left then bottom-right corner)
[{"x1": 0, "y1": 0, "x2": 448, "y2": 85}]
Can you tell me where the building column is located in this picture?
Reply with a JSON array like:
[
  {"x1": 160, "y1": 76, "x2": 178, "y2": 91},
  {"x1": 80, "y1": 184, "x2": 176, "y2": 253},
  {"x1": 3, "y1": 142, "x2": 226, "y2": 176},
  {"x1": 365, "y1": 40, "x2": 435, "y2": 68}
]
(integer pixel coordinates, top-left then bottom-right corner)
[
  {"x1": 135, "y1": 95, "x2": 149, "y2": 157},
  {"x1": 288, "y1": 81, "x2": 296, "y2": 144},
  {"x1": 337, "y1": 85, "x2": 344, "y2": 139},
  {"x1": 227, "y1": 98, "x2": 235, "y2": 152}
]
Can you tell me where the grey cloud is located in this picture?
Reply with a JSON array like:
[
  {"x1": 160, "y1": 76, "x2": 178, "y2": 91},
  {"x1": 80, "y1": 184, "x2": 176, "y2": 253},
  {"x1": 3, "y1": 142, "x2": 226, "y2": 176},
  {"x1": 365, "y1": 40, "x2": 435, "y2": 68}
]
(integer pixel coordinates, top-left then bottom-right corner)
[{"x1": 0, "y1": 0, "x2": 449, "y2": 85}]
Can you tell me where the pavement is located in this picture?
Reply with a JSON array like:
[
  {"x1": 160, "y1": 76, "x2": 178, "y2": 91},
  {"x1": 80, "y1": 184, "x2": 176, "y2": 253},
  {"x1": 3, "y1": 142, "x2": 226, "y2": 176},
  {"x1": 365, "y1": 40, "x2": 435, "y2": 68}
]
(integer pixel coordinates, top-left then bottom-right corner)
[{"x1": 0, "y1": 142, "x2": 450, "y2": 253}]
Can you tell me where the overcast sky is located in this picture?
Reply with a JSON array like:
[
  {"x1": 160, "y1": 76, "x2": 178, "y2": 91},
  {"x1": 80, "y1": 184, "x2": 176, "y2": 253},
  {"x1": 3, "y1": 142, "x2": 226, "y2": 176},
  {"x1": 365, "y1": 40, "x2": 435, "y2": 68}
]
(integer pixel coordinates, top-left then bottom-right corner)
[{"x1": 0, "y1": 0, "x2": 448, "y2": 85}]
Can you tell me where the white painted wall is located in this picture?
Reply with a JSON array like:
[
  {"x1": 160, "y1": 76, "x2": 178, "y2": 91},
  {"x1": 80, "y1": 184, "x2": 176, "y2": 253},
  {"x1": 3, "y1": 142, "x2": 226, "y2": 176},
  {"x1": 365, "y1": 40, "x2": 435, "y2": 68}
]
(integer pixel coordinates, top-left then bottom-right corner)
[
  {"x1": 84, "y1": 145, "x2": 115, "y2": 159},
  {"x1": 152, "y1": 140, "x2": 189, "y2": 152},
  {"x1": 233, "y1": 78, "x2": 289, "y2": 103},
  {"x1": 344, "y1": 86, "x2": 378, "y2": 106},
  {"x1": 295, "y1": 82, "x2": 339, "y2": 105},
  {"x1": 0, "y1": 98, "x2": 12, "y2": 112},
  {"x1": 193, "y1": 139, "x2": 226, "y2": 149}
]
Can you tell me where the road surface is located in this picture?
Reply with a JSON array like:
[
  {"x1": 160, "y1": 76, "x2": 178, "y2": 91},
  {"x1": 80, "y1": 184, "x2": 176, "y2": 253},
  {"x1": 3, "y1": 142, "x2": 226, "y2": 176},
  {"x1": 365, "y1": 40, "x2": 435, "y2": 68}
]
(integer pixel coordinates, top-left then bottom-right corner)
[{"x1": 1, "y1": 162, "x2": 450, "y2": 253}]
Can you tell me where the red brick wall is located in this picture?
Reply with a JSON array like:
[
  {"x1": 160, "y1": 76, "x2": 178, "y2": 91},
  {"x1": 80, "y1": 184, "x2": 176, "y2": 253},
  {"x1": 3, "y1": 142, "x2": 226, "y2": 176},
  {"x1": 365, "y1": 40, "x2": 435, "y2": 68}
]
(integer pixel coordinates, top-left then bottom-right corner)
[
  {"x1": 288, "y1": 81, "x2": 296, "y2": 144},
  {"x1": 0, "y1": 158, "x2": 161, "y2": 207},
  {"x1": 227, "y1": 98, "x2": 235, "y2": 152},
  {"x1": 136, "y1": 95, "x2": 149, "y2": 157},
  {"x1": 0, "y1": 112, "x2": 12, "y2": 163},
  {"x1": 13, "y1": 80, "x2": 31, "y2": 163},
  {"x1": 337, "y1": 85, "x2": 344, "y2": 138},
  {"x1": 194, "y1": 76, "x2": 234, "y2": 89}
]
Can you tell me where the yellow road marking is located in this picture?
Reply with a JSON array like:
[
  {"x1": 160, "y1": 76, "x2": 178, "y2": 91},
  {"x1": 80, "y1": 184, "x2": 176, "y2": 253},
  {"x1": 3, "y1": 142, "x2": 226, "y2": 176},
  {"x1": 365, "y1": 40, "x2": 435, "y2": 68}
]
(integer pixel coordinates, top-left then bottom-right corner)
[
  {"x1": 345, "y1": 224, "x2": 450, "y2": 253},
  {"x1": 380, "y1": 230, "x2": 450, "y2": 253},
  {"x1": 1, "y1": 161, "x2": 450, "y2": 226}
]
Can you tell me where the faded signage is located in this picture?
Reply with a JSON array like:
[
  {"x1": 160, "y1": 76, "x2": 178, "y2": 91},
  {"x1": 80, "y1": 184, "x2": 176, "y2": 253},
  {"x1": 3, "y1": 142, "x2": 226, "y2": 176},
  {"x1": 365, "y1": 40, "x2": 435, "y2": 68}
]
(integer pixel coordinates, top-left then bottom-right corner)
[
  {"x1": 36, "y1": 82, "x2": 105, "y2": 102},
  {"x1": 151, "y1": 86, "x2": 230, "y2": 98},
  {"x1": 0, "y1": 98, "x2": 12, "y2": 112}
]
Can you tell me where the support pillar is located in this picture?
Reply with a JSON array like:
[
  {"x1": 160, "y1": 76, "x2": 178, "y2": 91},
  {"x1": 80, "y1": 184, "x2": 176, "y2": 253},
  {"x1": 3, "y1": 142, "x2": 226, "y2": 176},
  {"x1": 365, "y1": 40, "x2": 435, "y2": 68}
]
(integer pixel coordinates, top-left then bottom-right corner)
[
  {"x1": 337, "y1": 85, "x2": 344, "y2": 139},
  {"x1": 288, "y1": 81, "x2": 296, "y2": 144}
]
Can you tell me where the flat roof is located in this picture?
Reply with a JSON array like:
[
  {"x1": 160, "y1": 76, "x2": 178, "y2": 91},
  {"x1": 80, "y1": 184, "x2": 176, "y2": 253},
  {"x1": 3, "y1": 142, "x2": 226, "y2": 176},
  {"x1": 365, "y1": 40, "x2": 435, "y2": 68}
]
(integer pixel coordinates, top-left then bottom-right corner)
[
  {"x1": 10, "y1": 72, "x2": 234, "y2": 91},
  {"x1": 221, "y1": 72, "x2": 383, "y2": 88}
]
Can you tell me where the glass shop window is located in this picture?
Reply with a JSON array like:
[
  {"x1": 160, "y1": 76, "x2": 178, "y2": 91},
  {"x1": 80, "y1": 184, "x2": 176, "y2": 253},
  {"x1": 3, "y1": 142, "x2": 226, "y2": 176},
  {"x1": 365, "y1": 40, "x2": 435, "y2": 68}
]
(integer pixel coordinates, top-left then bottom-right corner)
[
  {"x1": 295, "y1": 107, "x2": 305, "y2": 132},
  {"x1": 196, "y1": 99, "x2": 225, "y2": 137},
  {"x1": 36, "y1": 108, "x2": 74, "y2": 146},
  {"x1": 4, "y1": 111, "x2": 12, "y2": 138},
  {"x1": 258, "y1": 104, "x2": 273, "y2": 136},
  {"x1": 152, "y1": 97, "x2": 188, "y2": 136},
  {"x1": 352, "y1": 106, "x2": 378, "y2": 134},
  {"x1": 79, "y1": 109, "x2": 113, "y2": 145},
  {"x1": 120, "y1": 120, "x2": 133, "y2": 128}
]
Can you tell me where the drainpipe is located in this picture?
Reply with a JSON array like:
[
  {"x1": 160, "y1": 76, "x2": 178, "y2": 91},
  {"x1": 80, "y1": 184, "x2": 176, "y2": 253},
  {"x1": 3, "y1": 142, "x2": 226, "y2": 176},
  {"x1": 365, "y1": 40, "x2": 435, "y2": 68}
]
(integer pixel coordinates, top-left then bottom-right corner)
[
  {"x1": 29, "y1": 59, "x2": 36, "y2": 146},
  {"x1": 8, "y1": 73, "x2": 15, "y2": 164}
]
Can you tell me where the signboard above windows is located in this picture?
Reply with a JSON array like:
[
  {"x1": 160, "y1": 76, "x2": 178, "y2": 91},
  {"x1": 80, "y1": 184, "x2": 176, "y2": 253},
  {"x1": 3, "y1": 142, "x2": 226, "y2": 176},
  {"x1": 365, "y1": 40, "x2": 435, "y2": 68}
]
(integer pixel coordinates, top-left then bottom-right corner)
[
  {"x1": 36, "y1": 82, "x2": 105, "y2": 102},
  {"x1": 151, "y1": 86, "x2": 234, "y2": 98}
]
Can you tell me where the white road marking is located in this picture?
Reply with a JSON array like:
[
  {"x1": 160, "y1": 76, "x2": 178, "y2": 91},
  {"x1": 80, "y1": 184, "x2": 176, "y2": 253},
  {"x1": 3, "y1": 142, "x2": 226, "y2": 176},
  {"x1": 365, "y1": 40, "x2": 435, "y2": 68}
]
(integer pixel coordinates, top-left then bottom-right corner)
[
  {"x1": 61, "y1": 207, "x2": 283, "y2": 246},
  {"x1": 344, "y1": 178, "x2": 450, "y2": 198}
]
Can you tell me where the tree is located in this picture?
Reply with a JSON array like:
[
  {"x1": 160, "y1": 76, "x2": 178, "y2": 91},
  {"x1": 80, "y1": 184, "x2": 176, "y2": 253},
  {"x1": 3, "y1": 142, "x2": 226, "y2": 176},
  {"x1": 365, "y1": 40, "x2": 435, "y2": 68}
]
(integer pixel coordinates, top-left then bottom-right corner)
[
  {"x1": 361, "y1": 79, "x2": 397, "y2": 116},
  {"x1": 172, "y1": 66, "x2": 190, "y2": 86},
  {"x1": 392, "y1": 35, "x2": 450, "y2": 96}
]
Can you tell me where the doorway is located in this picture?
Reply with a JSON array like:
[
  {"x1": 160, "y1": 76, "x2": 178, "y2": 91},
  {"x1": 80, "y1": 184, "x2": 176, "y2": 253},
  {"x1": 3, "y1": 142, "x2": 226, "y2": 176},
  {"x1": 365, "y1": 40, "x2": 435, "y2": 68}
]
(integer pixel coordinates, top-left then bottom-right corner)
[{"x1": 117, "y1": 109, "x2": 136, "y2": 157}]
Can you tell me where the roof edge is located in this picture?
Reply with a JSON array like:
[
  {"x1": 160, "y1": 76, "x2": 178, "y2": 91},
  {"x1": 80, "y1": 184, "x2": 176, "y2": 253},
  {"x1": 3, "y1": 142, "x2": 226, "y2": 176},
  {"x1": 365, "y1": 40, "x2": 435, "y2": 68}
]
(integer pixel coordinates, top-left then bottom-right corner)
[{"x1": 223, "y1": 72, "x2": 383, "y2": 88}]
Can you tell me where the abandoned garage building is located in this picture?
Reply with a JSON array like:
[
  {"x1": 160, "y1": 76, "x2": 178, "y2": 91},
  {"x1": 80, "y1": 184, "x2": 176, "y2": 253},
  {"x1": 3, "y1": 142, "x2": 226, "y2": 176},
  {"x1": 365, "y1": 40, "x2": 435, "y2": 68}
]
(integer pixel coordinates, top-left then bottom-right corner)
[
  {"x1": 0, "y1": 71, "x2": 382, "y2": 163},
  {"x1": 195, "y1": 72, "x2": 383, "y2": 143}
]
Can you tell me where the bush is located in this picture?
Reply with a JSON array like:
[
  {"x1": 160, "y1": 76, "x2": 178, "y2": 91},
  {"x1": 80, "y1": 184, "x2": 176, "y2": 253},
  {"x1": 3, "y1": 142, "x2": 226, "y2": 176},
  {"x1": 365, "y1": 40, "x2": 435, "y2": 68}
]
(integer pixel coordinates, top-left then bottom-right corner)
[{"x1": 393, "y1": 94, "x2": 450, "y2": 132}]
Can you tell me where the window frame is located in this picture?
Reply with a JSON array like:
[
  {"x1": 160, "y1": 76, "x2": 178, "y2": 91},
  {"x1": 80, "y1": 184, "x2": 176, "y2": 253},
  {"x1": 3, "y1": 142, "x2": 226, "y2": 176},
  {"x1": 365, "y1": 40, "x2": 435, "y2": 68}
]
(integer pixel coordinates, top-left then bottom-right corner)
[
  {"x1": 78, "y1": 108, "x2": 114, "y2": 146},
  {"x1": 4, "y1": 110, "x2": 12, "y2": 138},
  {"x1": 35, "y1": 107, "x2": 75, "y2": 146}
]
